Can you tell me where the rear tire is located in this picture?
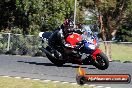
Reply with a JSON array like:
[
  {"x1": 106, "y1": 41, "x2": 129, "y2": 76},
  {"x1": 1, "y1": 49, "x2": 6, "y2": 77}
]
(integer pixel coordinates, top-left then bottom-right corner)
[
  {"x1": 93, "y1": 52, "x2": 109, "y2": 70},
  {"x1": 45, "y1": 47, "x2": 65, "y2": 67}
]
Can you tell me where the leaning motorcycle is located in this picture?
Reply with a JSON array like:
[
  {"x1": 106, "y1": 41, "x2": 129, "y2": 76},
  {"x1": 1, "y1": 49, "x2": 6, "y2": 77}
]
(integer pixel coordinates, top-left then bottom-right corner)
[{"x1": 39, "y1": 32, "x2": 109, "y2": 70}]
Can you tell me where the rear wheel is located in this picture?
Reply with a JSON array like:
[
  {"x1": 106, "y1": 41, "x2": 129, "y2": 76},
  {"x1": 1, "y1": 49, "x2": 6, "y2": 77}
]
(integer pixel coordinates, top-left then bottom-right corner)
[
  {"x1": 45, "y1": 47, "x2": 65, "y2": 66},
  {"x1": 93, "y1": 52, "x2": 109, "y2": 70}
]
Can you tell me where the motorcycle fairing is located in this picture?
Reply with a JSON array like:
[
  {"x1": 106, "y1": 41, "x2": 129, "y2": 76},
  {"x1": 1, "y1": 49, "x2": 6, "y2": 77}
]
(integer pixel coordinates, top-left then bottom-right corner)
[
  {"x1": 66, "y1": 33, "x2": 82, "y2": 47},
  {"x1": 92, "y1": 48, "x2": 102, "y2": 60}
]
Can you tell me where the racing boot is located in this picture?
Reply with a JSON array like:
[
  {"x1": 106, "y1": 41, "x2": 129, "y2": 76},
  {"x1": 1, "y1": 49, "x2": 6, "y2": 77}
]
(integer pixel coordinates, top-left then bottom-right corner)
[{"x1": 54, "y1": 50, "x2": 63, "y2": 60}]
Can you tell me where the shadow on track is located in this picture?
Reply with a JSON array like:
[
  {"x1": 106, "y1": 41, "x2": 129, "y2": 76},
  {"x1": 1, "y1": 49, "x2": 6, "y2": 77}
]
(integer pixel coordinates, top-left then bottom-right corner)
[{"x1": 17, "y1": 61, "x2": 88, "y2": 68}]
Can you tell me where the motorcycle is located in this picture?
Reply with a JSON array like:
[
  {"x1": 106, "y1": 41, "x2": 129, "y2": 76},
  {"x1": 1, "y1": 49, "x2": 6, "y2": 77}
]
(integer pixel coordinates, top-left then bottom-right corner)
[{"x1": 39, "y1": 32, "x2": 109, "y2": 70}]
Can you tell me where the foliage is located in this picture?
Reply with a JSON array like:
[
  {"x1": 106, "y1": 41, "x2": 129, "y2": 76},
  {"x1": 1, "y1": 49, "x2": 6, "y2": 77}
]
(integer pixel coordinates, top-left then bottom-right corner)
[
  {"x1": 11, "y1": 27, "x2": 22, "y2": 34},
  {"x1": 0, "y1": 0, "x2": 75, "y2": 34},
  {"x1": 0, "y1": 0, "x2": 16, "y2": 30},
  {"x1": 78, "y1": 0, "x2": 132, "y2": 41},
  {"x1": 112, "y1": 0, "x2": 132, "y2": 42}
]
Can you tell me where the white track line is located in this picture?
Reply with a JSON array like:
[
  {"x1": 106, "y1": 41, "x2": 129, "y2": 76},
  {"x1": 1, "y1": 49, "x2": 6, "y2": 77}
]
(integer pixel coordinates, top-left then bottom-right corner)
[
  {"x1": 23, "y1": 78, "x2": 31, "y2": 80},
  {"x1": 14, "y1": 77, "x2": 21, "y2": 79},
  {"x1": 95, "y1": 86, "x2": 104, "y2": 88},
  {"x1": 2, "y1": 76, "x2": 10, "y2": 78},
  {"x1": 62, "y1": 82, "x2": 69, "y2": 84},
  {"x1": 89, "y1": 84, "x2": 96, "y2": 87},
  {"x1": 105, "y1": 87, "x2": 111, "y2": 88},
  {"x1": 52, "y1": 81, "x2": 60, "y2": 83},
  {"x1": 43, "y1": 80, "x2": 51, "y2": 82},
  {"x1": 71, "y1": 83, "x2": 77, "y2": 85},
  {"x1": 33, "y1": 79, "x2": 40, "y2": 81}
]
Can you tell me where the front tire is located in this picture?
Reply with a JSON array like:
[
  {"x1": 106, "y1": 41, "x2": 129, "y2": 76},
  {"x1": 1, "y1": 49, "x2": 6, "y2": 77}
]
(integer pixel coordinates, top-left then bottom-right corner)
[{"x1": 93, "y1": 52, "x2": 109, "y2": 70}]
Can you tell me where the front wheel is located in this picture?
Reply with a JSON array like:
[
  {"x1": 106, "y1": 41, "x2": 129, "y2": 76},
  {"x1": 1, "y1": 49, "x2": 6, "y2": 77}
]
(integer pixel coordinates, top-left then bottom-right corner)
[{"x1": 93, "y1": 52, "x2": 109, "y2": 70}]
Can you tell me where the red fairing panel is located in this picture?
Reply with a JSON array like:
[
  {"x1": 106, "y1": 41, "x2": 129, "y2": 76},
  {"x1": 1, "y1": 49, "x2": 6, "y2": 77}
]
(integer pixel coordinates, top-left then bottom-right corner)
[
  {"x1": 66, "y1": 33, "x2": 82, "y2": 47},
  {"x1": 92, "y1": 48, "x2": 102, "y2": 60}
]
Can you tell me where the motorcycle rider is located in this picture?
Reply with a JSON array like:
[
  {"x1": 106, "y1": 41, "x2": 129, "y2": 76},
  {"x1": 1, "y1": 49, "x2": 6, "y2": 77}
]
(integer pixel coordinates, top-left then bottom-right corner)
[{"x1": 48, "y1": 19, "x2": 77, "y2": 59}]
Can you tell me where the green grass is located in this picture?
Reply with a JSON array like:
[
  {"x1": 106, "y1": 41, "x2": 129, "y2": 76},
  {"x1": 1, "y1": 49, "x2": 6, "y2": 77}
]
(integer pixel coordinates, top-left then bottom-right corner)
[
  {"x1": 100, "y1": 43, "x2": 132, "y2": 62},
  {"x1": 0, "y1": 77, "x2": 92, "y2": 88}
]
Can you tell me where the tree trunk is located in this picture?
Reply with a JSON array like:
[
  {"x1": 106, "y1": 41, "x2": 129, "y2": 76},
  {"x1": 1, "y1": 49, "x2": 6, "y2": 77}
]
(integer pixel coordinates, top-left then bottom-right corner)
[
  {"x1": 104, "y1": 41, "x2": 112, "y2": 61},
  {"x1": 99, "y1": 15, "x2": 112, "y2": 61}
]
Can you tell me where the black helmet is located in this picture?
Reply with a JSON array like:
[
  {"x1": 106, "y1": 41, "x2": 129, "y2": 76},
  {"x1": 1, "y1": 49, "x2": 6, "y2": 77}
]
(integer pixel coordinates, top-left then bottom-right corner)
[{"x1": 62, "y1": 19, "x2": 74, "y2": 35}]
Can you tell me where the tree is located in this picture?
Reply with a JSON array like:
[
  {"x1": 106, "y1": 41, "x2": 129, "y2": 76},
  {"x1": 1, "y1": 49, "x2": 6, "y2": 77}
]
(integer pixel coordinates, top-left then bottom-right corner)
[
  {"x1": 79, "y1": 0, "x2": 129, "y2": 40},
  {"x1": 15, "y1": 0, "x2": 75, "y2": 35},
  {"x1": 116, "y1": 0, "x2": 132, "y2": 42},
  {"x1": 78, "y1": 0, "x2": 131, "y2": 61},
  {"x1": 0, "y1": 0, "x2": 75, "y2": 35},
  {"x1": 0, "y1": 0, "x2": 16, "y2": 32}
]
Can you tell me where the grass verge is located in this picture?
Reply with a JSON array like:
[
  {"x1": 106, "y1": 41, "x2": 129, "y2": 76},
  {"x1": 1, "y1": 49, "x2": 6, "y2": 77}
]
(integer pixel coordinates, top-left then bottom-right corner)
[
  {"x1": 0, "y1": 77, "x2": 92, "y2": 88},
  {"x1": 100, "y1": 43, "x2": 132, "y2": 62}
]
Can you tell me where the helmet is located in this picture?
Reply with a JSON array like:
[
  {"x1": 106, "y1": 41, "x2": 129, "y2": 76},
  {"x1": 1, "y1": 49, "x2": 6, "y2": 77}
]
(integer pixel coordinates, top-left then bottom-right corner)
[
  {"x1": 63, "y1": 19, "x2": 74, "y2": 28},
  {"x1": 63, "y1": 19, "x2": 70, "y2": 27},
  {"x1": 63, "y1": 19, "x2": 74, "y2": 36}
]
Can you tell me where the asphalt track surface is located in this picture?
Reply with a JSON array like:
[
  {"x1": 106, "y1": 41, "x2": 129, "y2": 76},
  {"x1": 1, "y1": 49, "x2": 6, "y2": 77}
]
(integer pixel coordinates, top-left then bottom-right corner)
[{"x1": 0, "y1": 55, "x2": 131, "y2": 88}]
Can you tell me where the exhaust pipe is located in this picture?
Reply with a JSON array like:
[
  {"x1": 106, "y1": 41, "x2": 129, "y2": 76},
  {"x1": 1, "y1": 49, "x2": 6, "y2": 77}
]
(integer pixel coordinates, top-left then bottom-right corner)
[{"x1": 39, "y1": 47, "x2": 57, "y2": 59}]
